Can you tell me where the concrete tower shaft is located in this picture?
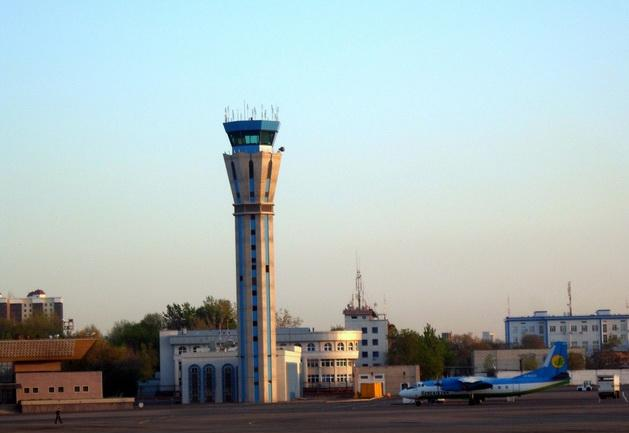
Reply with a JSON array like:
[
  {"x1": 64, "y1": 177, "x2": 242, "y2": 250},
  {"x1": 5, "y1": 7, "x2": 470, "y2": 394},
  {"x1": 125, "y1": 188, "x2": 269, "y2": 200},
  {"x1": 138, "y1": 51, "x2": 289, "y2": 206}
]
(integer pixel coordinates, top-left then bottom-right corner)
[{"x1": 223, "y1": 119, "x2": 282, "y2": 403}]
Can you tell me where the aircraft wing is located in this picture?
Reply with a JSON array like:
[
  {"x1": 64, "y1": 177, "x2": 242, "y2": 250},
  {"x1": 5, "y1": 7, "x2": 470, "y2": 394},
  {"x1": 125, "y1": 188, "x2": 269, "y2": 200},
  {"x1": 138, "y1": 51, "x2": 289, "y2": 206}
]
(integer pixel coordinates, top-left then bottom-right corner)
[{"x1": 457, "y1": 377, "x2": 493, "y2": 391}]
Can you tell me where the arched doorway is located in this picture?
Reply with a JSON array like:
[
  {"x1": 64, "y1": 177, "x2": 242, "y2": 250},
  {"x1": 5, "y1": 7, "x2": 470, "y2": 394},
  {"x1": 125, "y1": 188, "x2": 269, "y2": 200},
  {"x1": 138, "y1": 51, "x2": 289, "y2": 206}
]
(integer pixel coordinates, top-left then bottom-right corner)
[
  {"x1": 189, "y1": 365, "x2": 200, "y2": 403},
  {"x1": 222, "y1": 364, "x2": 237, "y2": 402},
  {"x1": 203, "y1": 365, "x2": 216, "y2": 403}
]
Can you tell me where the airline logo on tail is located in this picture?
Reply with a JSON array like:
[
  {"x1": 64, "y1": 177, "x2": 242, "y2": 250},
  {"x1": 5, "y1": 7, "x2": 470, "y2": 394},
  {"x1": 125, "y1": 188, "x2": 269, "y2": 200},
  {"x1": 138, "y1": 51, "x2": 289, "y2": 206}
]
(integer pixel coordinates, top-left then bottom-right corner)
[{"x1": 551, "y1": 354, "x2": 565, "y2": 369}]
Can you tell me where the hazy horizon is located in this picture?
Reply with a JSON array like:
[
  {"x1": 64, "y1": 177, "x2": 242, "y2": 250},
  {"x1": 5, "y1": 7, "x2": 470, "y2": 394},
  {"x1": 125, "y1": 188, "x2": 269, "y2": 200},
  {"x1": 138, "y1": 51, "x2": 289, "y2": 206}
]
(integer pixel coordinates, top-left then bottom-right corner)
[{"x1": 2, "y1": 1, "x2": 628, "y2": 337}]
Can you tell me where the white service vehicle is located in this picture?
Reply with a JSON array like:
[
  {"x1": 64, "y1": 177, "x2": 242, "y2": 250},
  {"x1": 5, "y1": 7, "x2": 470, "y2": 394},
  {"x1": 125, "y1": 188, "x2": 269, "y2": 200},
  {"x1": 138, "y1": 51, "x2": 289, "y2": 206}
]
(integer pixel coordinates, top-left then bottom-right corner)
[
  {"x1": 597, "y1": 374, "x2": 620, "y2": 399},
  {"x1": 576, "y1": 380, "x2": 593, "y2": 391}
]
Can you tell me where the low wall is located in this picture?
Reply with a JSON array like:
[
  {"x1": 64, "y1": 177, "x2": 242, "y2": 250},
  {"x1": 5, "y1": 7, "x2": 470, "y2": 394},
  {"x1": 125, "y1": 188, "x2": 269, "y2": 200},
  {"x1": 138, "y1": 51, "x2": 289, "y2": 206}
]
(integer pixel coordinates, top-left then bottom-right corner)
[
  {"x1": 20, "y1": 398, "x2": 135, "y2": 414},
  {"x1": 496, "y1": 369, "x2": 629, "y2": 385}
]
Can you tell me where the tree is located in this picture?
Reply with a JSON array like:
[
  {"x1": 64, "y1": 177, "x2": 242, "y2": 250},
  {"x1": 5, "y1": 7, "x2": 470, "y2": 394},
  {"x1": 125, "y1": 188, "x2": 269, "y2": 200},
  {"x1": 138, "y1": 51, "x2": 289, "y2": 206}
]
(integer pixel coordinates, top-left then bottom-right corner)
[
  {"x1": 162, "y1": 303, "x2": 197, "y2": 330},
  {"x1": 520, "y1": 334, "x2": 545, "y2": 349},
  {"x1": 568, "y1": 351, "x2": 586, "y2": 370},
  {"x1": 275, "y1": 308, "x2": 303, "y2": 328},
  {"x1": 194, "y1": 297, "x2": 237, "y2": 330},
  {"x1": 483, "y1": 354, "x2": 497, "y2": 376},
  {"x1": 0, "y1": 314, "x2": 63, "y2": 340},
  {"x1": 64, "y1": 338, "x2": 148, "y2": 397},
  {"x1": 387, "y1": 324, "x2": 448, "y2": 380},
  {"x1": 519, "y1": 353, "x2": 538, "y2": 370}
]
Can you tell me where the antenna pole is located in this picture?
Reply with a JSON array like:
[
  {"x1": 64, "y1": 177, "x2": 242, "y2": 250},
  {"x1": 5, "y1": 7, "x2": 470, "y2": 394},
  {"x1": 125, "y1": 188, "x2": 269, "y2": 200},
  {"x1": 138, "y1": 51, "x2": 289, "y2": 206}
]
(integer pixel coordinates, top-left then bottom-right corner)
[{"x1": 567, "y1": 281, "x2": 573, "y2": 316}]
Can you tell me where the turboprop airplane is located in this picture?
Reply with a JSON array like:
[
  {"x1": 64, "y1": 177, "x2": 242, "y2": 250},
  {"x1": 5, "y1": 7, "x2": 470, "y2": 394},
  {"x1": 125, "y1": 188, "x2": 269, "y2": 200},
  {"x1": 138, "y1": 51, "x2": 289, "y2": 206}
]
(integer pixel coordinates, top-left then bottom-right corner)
[{"x1": 399, "y1": 342, "x2": 569, "y2": 406}]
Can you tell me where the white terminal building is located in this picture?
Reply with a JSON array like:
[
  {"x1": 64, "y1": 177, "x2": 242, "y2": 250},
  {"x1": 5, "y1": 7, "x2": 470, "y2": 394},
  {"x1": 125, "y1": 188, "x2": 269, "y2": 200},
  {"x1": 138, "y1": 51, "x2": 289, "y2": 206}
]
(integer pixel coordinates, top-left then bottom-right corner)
[
  {"x1": 505, "y1": 309, "x2": 629, "y2": 354},
  {"x1": 158, "y1": 327, "x2": 362, "y2": 403}
]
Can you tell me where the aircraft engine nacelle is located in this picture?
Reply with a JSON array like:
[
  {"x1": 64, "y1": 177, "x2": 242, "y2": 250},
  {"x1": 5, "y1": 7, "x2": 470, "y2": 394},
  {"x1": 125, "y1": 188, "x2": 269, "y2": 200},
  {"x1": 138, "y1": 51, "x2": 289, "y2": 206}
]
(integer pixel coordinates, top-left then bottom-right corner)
[{"x1": 440, "y1": 378, "x2": 464, "y2": 392}]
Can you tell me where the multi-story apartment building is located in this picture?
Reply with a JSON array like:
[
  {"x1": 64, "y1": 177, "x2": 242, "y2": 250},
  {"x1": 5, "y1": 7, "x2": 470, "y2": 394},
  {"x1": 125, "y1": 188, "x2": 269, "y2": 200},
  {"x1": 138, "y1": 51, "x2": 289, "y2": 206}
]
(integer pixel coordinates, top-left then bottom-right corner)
[
  {"x1": 0, "y1": 290, "x2": 63, "y2": 323},
  {"x1": 505, "y1": 309, "x2": 629, "y2": 354}
]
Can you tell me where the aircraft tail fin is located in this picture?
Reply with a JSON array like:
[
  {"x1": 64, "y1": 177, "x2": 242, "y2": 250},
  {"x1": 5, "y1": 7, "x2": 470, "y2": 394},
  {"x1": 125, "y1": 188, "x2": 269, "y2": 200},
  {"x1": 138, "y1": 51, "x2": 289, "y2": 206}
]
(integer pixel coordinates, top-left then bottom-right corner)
[{"x1": 516, "y1": 342, "x2": 569, "y2": 380}]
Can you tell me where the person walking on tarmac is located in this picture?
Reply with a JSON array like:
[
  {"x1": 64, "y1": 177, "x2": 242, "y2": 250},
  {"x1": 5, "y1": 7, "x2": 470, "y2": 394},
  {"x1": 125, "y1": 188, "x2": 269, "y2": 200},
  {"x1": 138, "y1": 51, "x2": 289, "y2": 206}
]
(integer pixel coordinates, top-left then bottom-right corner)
[{"x1": 54, "y1": 409, "x2": 63, "y2": 424}]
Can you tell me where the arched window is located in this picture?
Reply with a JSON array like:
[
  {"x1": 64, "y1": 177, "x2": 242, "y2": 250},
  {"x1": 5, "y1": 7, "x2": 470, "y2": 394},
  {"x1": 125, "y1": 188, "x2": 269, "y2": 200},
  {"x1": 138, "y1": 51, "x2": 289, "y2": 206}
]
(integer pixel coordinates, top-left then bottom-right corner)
[
  {"x1": 222, "y1": 364, "x2": 237, "y2": 403},
  {"x1": 189, "y1": 365, "x2": 200, "y2": 403},
  {"x1": 323, "y1": 342, "x2": 332, "y2": 352},
  {"x1": 203, "y1": 365, "x2": 216, "y2": 403},
  {"x1": 348, "y1": 342, "x2": 355, "y2": 351},
  {"x1": 337, "y1": 342, "x2": 345, "y2": 351},
  {"x1": 307, "y1": 343, "x2": 315, "y2": 352}
]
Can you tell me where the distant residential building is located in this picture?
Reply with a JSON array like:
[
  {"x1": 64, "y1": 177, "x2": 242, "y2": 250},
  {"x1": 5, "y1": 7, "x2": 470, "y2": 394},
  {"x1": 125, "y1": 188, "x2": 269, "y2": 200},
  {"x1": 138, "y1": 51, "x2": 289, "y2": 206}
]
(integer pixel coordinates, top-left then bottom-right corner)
[
  {"x1": 482, "y1": 331, "x2": 495, "y2": 343},
  {"x1": 505, "y1": 309, "x2": 629, "y2": 354},
  {"x1": 0, "y1": 290, "x2": 63, "y2": 323},
  {"x1": 342, "y1": 269, "x2": 389, "y2": 367}
]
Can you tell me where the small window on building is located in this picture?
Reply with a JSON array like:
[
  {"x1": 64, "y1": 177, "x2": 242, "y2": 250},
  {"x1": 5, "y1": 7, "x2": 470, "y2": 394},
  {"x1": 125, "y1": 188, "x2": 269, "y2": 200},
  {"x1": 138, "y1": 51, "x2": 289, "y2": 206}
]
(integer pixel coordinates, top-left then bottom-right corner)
[
  {"x1": 83, "y1": 386, "x2": 89, "y2": 392},
  {"x1": 33, "y1": 388, "x2": 39, "y2": 394},
  {"x1": 307, "y1": 343, "x2": 315, "y2": 352},
  {"x1": 49, "y1": 387, "x2": 55, "y2": 393},
  {"x1": 24, "y1": 388, "x2": 30, "y2": 394},
  {"x1": 337, "y1": 342, "x2": 345, "y2": 351},
  {"x1": 372, "y1": 339, "x2": 378, "y2": 345},
  {"x1": 372, "y1": 327, "x2": 378, "y2": 333},
  {"x1": 74, "y1": 386, "x2": 80, "y2": 392},
  {"x1": 58, "y1": 387, "x2": 64, "y2": 393},
  {"x1": 252, "y1": 306, "x2": 257, "y2": 311},
  {"x1": 253, "y1": 320, "x2": 258, "y2": 327},
  {"x1": 361, "y1": 327, "x2": 368, "y2": 334},
  {"x1": 323, "y1": 342, "x2": 332, "y2": 351},
  {"x1": 348, "y1": 342, "x2": 355, "y2": 351},
  {"x1": 373, "y1": 351, "x2": 380, "y2": 359},
  {"x1": 361, "y1": 351, "x2": 368, "y2": 358},
  {"x1": 361, "y1": 339, "x2": 368, "y2": 346},
  {"x1": 549, "y1": 325, "x2": 556, "y2": 332},
  {"x1": 253, "y1": 336, "x2": 258, "y2": 342}
]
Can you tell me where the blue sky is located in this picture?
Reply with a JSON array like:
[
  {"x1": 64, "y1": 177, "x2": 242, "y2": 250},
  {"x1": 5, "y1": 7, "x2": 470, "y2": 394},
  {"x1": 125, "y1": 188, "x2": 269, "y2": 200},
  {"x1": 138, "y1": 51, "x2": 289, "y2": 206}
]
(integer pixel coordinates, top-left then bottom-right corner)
[{"x1": 1, "y1": 1, "x2": 628, "y2": 335}]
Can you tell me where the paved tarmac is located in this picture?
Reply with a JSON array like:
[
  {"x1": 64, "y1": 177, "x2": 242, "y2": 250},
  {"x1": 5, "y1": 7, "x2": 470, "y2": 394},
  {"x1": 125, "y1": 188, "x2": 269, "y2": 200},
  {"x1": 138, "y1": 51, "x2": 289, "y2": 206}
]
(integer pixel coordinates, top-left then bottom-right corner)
[{"x1": 2, "y1": 389, "x2": 629, "y2": 433}]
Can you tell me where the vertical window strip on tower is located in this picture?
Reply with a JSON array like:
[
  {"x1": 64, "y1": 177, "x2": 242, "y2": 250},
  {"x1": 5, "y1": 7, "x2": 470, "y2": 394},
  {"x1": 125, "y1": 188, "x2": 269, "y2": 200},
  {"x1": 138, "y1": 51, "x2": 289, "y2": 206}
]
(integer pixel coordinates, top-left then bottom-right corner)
[
  {"x1": 264, "y1": 160, "x2": 272, "y2": 199},
  {"x1": 250, "y1": 214, "x2": 259, "y2": 402},
  {"x1": 231, "y1": 162, "x2": 241, "y2": 202},
  {"x1": 264, "y1": 214, "x2": 273, "y2": 401},
  {"x1": 248, "y1": 160, "x2": 255, "y2": 201},
  {"x1": 236, "y1": 215, "x2": 247, "y2": 402}
]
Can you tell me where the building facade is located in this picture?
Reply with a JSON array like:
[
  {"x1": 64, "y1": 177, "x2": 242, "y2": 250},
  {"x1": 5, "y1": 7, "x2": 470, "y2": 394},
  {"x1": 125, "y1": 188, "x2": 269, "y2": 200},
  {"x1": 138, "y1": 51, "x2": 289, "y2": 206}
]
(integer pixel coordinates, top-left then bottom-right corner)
[
  {"x1": 0, "y1": 290, "x2": 63, "y2": 323},
  {"x1": 505, "y1": 309, "x2": 629, "y2": 354},
  {"x1": 159, "y1": 327, "x2": 361, "y2": 401},
  {"x1": 223, "y1": 117, "x2": 283, "y2": 403},
  {"x1": 342, "y1": 270, "x2": 389, "y2": 367}
]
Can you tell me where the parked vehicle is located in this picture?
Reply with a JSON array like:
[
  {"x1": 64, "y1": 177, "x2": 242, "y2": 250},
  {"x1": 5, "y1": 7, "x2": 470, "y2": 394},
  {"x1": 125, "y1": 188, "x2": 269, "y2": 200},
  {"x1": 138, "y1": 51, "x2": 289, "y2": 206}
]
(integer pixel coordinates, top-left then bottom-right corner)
[
  {"x1": 576, "y1": 380, "x2": 593, "y2": 391},
  {"x1": 597, "y1": 375, "x2": 620, "y2": 399}
]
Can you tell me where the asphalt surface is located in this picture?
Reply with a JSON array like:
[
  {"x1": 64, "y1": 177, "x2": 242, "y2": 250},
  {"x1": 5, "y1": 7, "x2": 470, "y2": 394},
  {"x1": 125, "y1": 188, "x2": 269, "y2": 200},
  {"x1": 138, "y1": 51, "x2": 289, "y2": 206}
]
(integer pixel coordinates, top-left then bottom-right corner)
[{"x1": 2, "y1": 389, "x2": 628, "y2": 433}]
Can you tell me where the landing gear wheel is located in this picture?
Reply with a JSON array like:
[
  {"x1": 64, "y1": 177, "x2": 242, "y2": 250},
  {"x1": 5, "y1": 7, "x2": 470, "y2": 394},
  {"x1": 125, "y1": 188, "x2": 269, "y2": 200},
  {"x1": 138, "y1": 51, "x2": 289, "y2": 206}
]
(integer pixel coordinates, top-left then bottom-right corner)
[{"x1": 415, "y1": 400, "x2": 422, "y2": 406}]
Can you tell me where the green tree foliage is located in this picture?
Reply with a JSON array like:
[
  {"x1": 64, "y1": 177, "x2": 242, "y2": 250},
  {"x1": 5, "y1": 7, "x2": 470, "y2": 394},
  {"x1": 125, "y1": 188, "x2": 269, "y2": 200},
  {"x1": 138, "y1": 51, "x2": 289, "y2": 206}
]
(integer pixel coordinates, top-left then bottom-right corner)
[
  {"x1": 194, "y1": 297, "x2": 237, "y2": 330},
  {"x1": 568, "y1": 351, "x2": 586, "y2": 370},
  {"x1": 109, "y1": 313, "x2": 164, "y2": 352},
  {"x1": 387, "y1": 324, "x2": 449, "y2": 380},
  {"x1": 0, "y1": 314, "x2": 63, "y2": 339},
  {"x1": 520, "y1": 334, "x2": 546, "y2": 349},
  {"x1": 162, "y1": 302, "x2": 197, "y2": 330},
  {"x1": 162, "y1": 298, "x2": 237, "y2": 330},
  {"x1": 275, "y1": 307, "x2": 303, "y2": 328}
]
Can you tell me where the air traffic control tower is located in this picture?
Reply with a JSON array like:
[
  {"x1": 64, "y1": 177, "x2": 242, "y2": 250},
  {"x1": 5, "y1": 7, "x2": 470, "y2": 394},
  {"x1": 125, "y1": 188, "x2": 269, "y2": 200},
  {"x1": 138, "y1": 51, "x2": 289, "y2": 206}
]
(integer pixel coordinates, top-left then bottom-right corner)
[{"x1": 223, "y1": 114, "x2": 282, "y2": 403}]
